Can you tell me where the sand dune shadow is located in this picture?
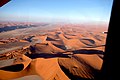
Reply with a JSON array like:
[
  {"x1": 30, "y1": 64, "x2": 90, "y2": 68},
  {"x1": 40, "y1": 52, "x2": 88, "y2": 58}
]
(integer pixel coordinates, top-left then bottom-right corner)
[
  {"x1": 0, "y1": 64, "x2": 24, "y2": 72},
  {"x1": 25, "y1": 53, "x2": 70, "y2": 59},
  {"x1": 80, "y1": 38, "x2": 96, "y2": 46},
  {"x1": 72, "y1": 49, "x2": 104, "y2": 54}
]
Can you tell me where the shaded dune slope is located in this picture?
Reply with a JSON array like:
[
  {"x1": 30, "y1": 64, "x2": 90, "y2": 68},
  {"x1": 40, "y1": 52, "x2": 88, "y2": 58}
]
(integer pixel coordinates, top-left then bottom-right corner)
[
  {"x1": 58, "y1": 53, "x2": 103, "y2": 80},
  {"x1": 0, "y1": 55, "x2": 31, "y2": 72}
]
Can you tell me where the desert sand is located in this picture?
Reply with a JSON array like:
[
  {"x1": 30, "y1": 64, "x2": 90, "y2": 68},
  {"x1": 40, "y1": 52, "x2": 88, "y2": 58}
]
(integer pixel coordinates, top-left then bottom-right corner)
[{"x1": 0, "y1": 22, "x2": 107, "y2": 80}]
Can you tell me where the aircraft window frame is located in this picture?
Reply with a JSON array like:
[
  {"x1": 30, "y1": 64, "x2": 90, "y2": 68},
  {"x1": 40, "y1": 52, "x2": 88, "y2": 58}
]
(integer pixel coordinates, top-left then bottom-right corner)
[{"x1": 0, "y1": 0, "x2": 115, "y2": 80}]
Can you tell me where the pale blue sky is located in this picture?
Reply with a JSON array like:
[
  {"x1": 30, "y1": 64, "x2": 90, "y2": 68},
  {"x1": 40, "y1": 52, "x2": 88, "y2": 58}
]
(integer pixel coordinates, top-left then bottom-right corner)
[{"x1": 0, "y1": 0, "x2": 113, "y2": 23}]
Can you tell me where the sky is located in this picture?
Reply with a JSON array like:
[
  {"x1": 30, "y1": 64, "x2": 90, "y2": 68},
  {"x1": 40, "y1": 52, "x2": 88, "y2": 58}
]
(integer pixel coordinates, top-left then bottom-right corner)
[{"x1": 0, "y1": 0, "x2": 113, "y2": 23}]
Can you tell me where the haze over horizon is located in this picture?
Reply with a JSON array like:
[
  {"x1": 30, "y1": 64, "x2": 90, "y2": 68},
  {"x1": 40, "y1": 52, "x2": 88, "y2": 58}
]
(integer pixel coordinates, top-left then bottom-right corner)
[{"x1": 0, "y1": 0, "x2": 113, "y2": 23}]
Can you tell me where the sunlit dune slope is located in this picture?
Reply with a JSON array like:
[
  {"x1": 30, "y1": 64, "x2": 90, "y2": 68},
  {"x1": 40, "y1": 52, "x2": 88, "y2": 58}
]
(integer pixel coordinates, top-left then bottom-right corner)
[
  {"x1": 74, "y1": 54, "x2": 103, "y2": 70},
  {"x1": 0, "y1": 55, "x2": 69, "y2": 80},
  {"x1": 58, "y1": 53, "x2": 103, "y2": 79},
  {"x1": 31, "y1": 58, "x2": 69, "y2": 80}
]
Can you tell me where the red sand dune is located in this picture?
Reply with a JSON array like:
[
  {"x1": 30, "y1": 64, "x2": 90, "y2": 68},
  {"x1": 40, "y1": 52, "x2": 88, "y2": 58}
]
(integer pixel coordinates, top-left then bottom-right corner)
[
  {"x1": 0, "y1": 23, "x2": 107, "y2": 80},
  {"x1": 31, "y1": 58, "x2": 69, "y2": 80},
  {"x1": 58, "y1": 53, "x2": 103, "y2": 79},
  {"x1": 58, "y1": 57, "x2": 95, "y2": 79},
  {"x1": 58, "y1": 33, "x2": 88, "y2": 50},
  {"x1": 74, "y1": 54, "x2": 103, "y2": 70},
  {"x1": 33, "y1": 41, "x2": 64, "y2": 54},
  {"x1": 0, "y1": 55, "x2": 69, "y2": 80}
]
